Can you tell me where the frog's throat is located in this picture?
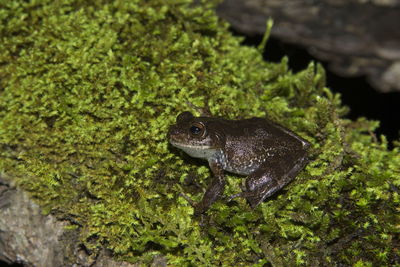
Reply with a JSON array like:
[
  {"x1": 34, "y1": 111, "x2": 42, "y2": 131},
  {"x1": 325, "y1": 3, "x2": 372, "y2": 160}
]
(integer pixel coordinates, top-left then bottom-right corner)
[{"x1": 170, "y1": 140, "x2": 218, "y2": 159}]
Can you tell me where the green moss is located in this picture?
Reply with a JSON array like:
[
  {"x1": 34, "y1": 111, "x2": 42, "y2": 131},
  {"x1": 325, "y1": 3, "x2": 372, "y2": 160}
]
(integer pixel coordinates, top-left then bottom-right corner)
[{"x1": 0, "y1": 0, "x2": 399, "y2": 265}]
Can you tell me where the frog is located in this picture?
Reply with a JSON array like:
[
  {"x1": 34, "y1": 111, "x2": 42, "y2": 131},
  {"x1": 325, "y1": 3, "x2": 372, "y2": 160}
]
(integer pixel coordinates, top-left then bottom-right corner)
[{"x1": 168, "y1": 110, "x2": 310, "y2": 215}]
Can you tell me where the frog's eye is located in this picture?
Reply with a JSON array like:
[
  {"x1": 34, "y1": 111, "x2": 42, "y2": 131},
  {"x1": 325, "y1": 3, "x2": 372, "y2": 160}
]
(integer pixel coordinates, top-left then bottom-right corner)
[{"x1": 189, "y1": 122, "x2": 206, "y2": 137}]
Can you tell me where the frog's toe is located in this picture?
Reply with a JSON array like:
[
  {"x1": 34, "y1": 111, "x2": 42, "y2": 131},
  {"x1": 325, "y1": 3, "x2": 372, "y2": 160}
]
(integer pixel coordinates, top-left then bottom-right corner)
[
  {"x1": 227, "y1": 191, "x2": 264, "y2": 208},
  {"x1": 226, "y1": 193, "x2": 242, "y2": 202},
  {"x1": 245, "y1": 195, "x2": 264, "y2": 208}
]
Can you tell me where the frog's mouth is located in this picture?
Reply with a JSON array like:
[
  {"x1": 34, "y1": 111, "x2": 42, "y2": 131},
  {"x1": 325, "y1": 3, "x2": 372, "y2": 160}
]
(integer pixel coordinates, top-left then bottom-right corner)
[
  {"x1": 169, "y1": 139, "x2": 213, "y2": 150},
  {"x1": 169, "y1": 139, "x2": 218, "y2": 160}
]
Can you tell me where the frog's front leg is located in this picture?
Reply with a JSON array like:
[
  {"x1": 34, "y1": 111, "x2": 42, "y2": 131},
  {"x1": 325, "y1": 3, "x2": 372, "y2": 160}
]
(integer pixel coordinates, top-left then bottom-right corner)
[
  {"x1": 242, "y1": 152, "x2": 309, "y2": 208},
  {"x1": 194, "y1": 160, "x2": 226, "y2": 215}
]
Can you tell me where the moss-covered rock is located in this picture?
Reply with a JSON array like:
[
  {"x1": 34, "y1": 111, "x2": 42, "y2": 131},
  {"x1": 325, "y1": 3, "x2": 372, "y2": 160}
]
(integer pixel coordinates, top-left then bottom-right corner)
[{"x1": 0, "y1": 0, "x2": 399, "y2": 265}]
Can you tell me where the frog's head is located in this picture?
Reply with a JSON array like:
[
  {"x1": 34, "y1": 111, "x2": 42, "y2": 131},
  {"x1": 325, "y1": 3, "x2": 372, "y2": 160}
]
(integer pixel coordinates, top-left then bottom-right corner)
[{"x1": 168, "y1": 112, "x2": 223, "y2": 159}]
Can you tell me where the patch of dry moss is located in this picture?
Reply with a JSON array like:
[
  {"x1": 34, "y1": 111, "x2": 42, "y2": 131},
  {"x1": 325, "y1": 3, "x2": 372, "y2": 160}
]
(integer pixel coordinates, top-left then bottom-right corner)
[{"x1": 0, "y1": 0, "x2": 399, "y2": 265}]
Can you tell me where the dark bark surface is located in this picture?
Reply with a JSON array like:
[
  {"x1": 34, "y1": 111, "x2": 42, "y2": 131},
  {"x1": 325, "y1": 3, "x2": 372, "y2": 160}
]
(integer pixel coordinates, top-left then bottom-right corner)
[
  {"x1": 0, "y1": 177, "x2": 139, "y2": 267},
  {"x1": 217, "y1": 0, "x2": 400, "y2": 92}
]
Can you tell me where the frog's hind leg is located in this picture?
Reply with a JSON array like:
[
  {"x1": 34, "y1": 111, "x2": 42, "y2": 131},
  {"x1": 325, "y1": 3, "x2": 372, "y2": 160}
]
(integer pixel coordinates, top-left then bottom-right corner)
[{"x1": 243, "y1": 152, "x2": 309, "y2": 208}]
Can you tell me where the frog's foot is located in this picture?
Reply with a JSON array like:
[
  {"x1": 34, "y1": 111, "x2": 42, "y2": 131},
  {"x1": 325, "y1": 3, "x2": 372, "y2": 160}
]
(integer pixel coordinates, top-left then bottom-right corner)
[
  {"x1": 179, "y1": 193, "x2": 209, "y2": 219},
  {"x1": 226, "y1": 182, "x2": 247, "y2": 202},
  {"x1": 183, "y1": 176, "x2": 206, "y2": 193},
  {"x1": 226, "y1": 192, "x2": 242, "y2": 202},
  {"x1": 226, "y1": 191, "x2": 260, "y2": 208}
]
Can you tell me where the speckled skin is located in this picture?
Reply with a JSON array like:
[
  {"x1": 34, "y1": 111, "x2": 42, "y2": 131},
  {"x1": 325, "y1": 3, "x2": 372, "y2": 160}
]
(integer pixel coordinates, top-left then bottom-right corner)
[{"x1": 168, "y1": 111, "x2": 310, "y2": 215}]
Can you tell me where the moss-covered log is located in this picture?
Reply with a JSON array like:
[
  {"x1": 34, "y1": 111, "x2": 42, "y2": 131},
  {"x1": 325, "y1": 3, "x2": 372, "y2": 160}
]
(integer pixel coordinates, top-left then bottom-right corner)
[{"x1": 0, "y1": 0, "x2": 399, "y2": 265}]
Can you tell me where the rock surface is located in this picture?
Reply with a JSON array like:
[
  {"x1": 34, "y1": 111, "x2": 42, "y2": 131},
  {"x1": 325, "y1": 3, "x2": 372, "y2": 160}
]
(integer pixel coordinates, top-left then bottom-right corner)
[
  {"x1": 217, "y1": 0, "x2": 400, "y2": 92},
  {"x1": 0, "y1": 177, "x2": 139, "y2": 267}
]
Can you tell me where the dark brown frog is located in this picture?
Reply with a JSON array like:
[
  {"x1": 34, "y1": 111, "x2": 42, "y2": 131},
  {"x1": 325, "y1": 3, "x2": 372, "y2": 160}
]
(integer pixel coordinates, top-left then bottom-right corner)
[{"x1": 168, "y1": 111, "x2": 310, "y2": 215}]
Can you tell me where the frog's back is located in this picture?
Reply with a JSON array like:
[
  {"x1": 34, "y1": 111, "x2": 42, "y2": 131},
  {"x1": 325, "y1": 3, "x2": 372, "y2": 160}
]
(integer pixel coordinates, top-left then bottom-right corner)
[
  {"x1": 253, "y1": 117, "x2": 310, "y2": 150},
  {"x1": 221, "y1": 117, "x2": 307, "y2": 147},
  {"x1": 218, "y1": 117, "x2": 309, "y2": 175}
]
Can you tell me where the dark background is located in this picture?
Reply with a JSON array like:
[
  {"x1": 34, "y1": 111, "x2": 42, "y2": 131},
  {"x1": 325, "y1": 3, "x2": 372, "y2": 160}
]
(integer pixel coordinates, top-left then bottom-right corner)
[
  {"x1": 240, "y1": 33, "x2": 400, "y2": 148},
  {"x1": 0, "y1": 262, "x2": 22, "y2": 267}
]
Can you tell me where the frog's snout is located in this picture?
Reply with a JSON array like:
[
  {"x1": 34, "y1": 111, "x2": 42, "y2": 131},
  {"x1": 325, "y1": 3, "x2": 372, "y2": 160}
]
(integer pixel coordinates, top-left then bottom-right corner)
[{"x1": 167, "y1": 125, "x2": 180, "y2": 142}]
